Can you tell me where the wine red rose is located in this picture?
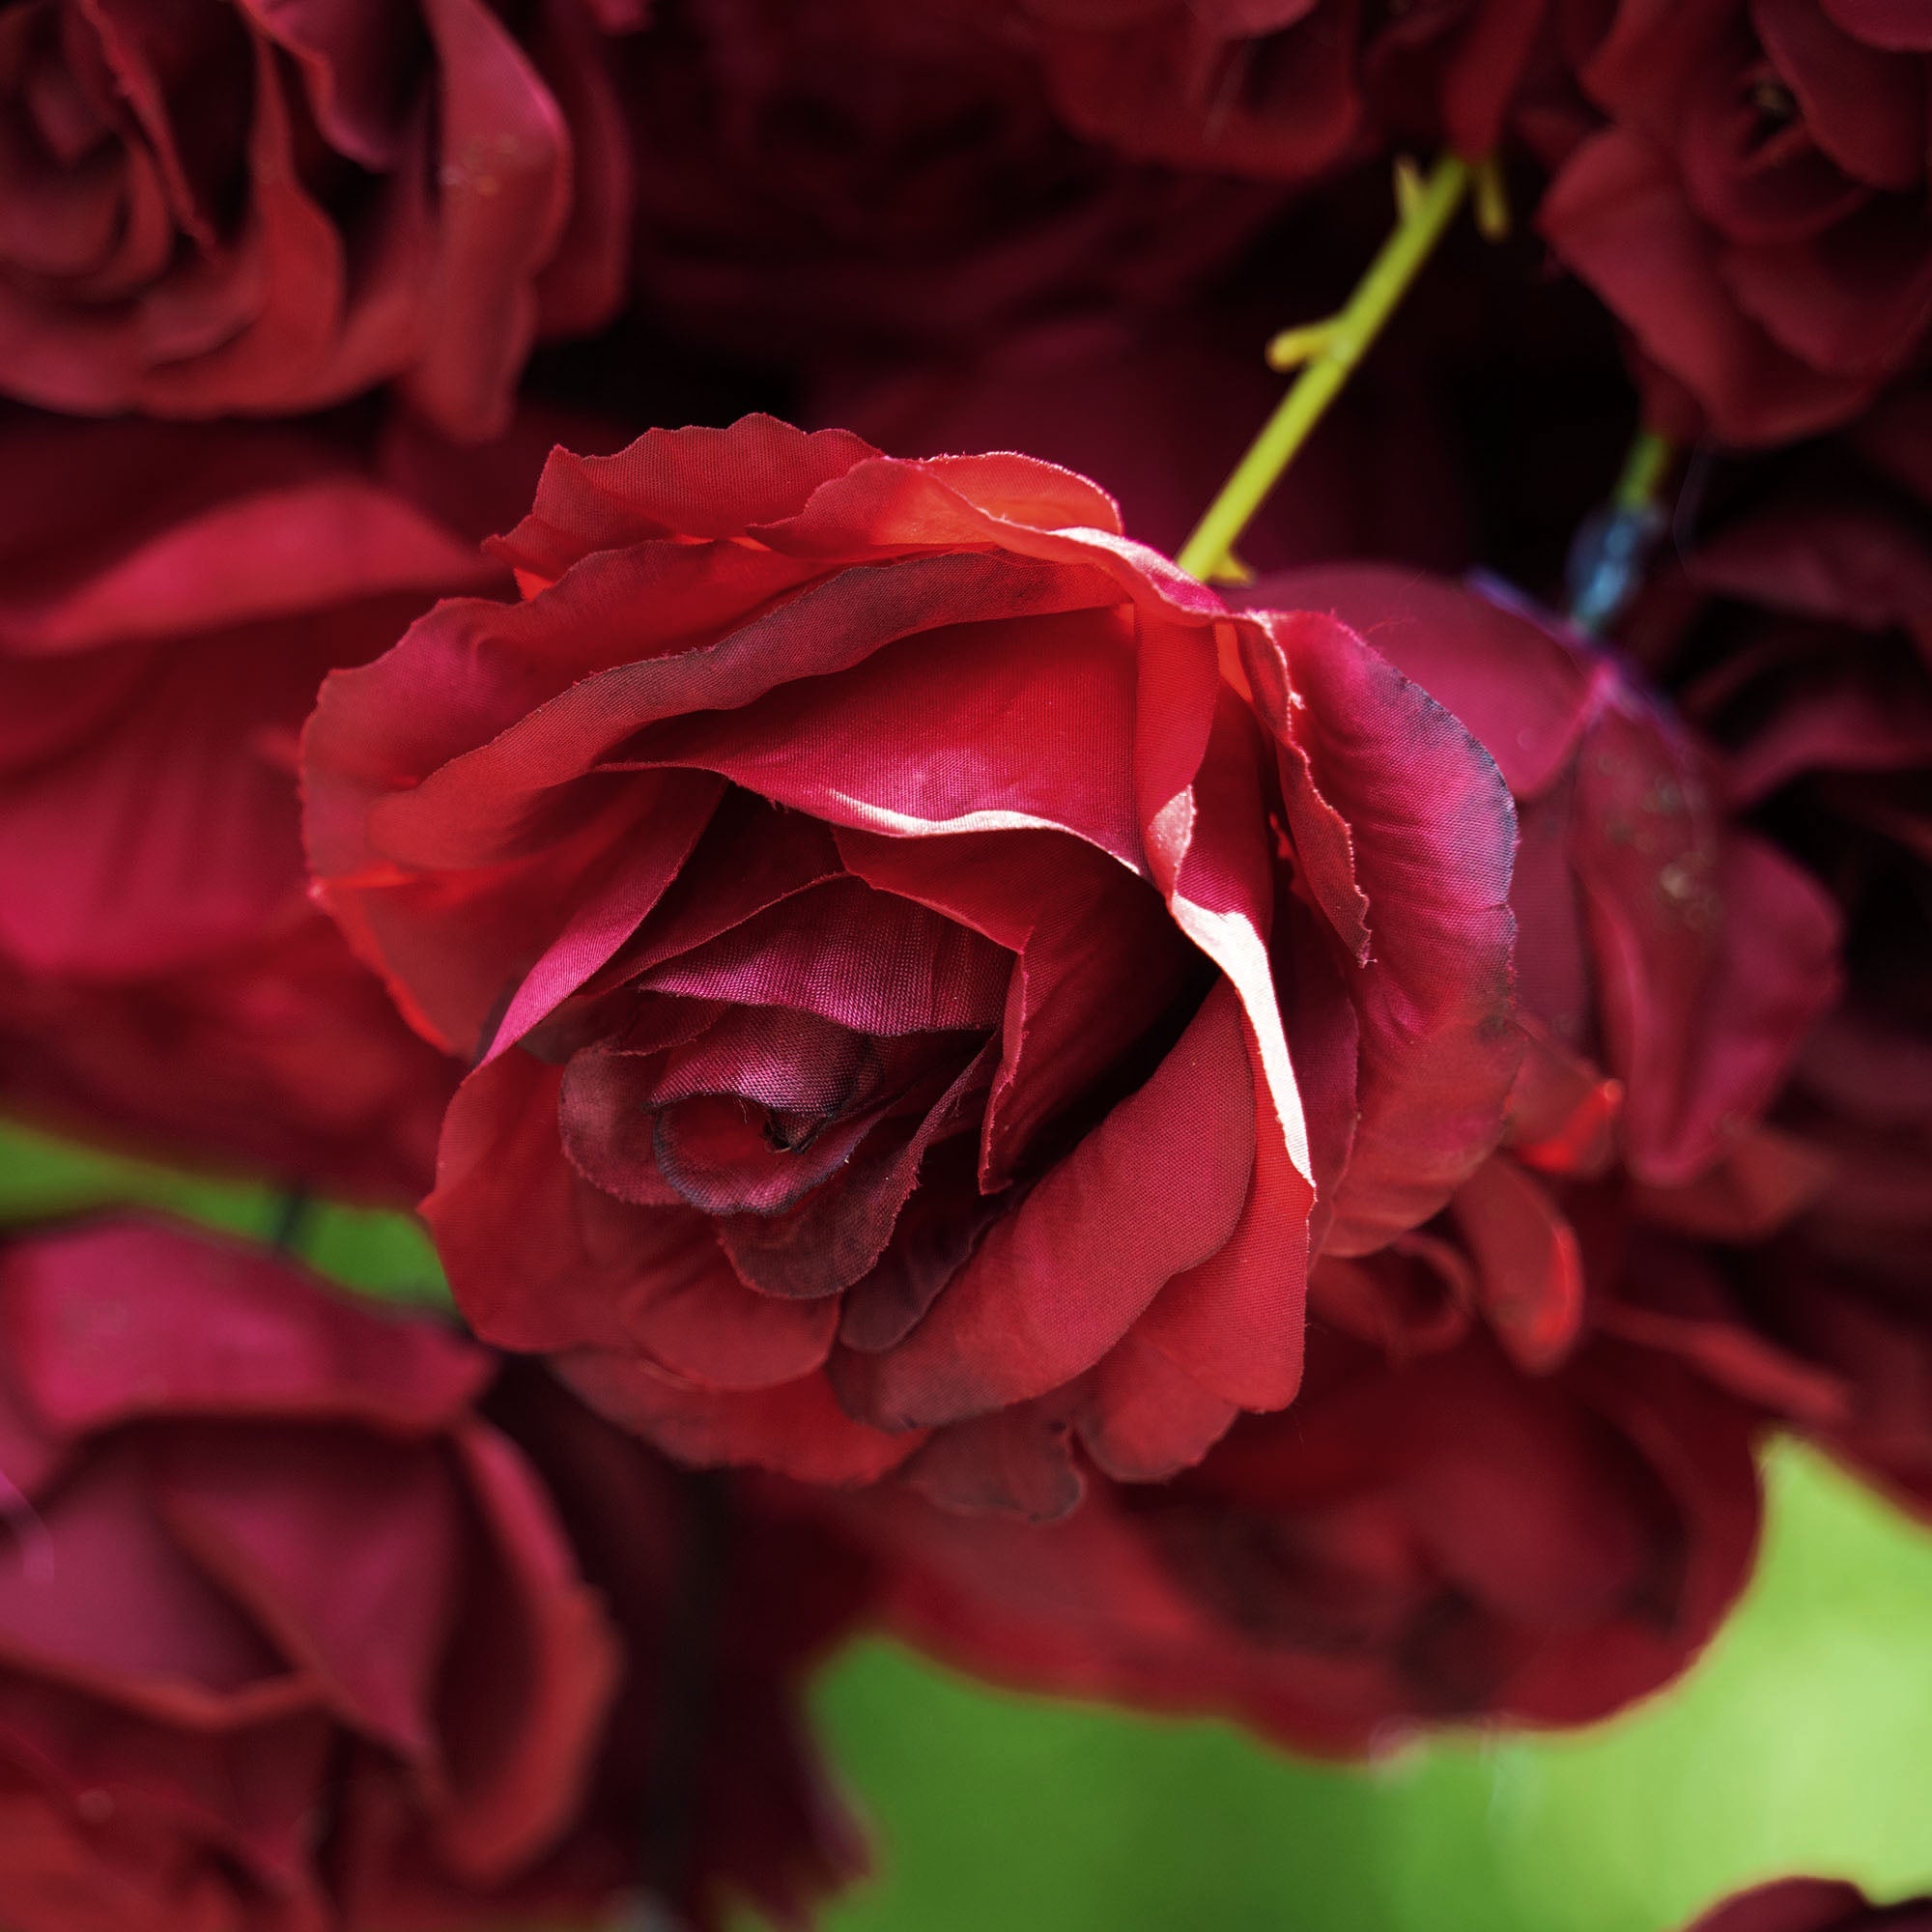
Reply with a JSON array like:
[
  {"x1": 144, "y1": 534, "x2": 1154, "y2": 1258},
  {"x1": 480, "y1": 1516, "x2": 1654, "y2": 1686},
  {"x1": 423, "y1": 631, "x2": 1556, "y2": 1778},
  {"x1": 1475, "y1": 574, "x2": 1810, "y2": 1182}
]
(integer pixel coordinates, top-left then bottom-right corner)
[
  {"x1": 0, "y1": 1216, "x2": 616, "y2": 1930},
  {"x1": 1625, "y1": 400, "x2": 1932, "y2": 1508},
  {"x1": 0, "y1": 0, "x2": 637, "y2": 438},
  {"x1": 841, "y1": 1308, "x2": 1762, "y2": 1752},
  {"x1": 304, "y1": 414, "x2": 1521, "y2": 1513},
  {"x1": 1246, "y1": 566, "x2": 1842, "y2": 1372},
  {"x1": 1542, "y1": 0, "x2": 1932, "y2": 444},
  {"x1": 999, "y1": 0, "x2": 1548, "y2": 181},
  {"x1": 1685, "y1": 1879, "x2": 1932, "y2": 1932},
  {"x1": 0, "y1": 413, "x2": 533, "y2": 1200},
  {"x1": 0, "y1": 1217, "x2": 866, "y2": 1932}
]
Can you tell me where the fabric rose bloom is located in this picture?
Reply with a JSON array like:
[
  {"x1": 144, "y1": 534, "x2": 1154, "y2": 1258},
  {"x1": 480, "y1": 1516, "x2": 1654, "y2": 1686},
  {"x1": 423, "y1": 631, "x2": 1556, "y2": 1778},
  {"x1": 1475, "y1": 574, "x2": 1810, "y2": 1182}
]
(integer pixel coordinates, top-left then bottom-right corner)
[
  {"x1": 0, "y1": 0, "x2": 637, "y2": 437},
  {"x1": 0, "y1": 1217, "x2": 867, "y2": 1931},
  {"x1": 1541, "y1": 0, "x2": 1932, "y2": 444},
  {"x1": 304, "y1": 415, "x2": 1520, "y2": 1513},
  {"x1": 1247, "y1": 565, "x2": 1841, "y2": 1371},
  {"x1": 0, "y1": 413, "x2": 532, "y2": 1201},
  {"x1": 1683, "y1": 1880, "x2": 1932, "y2": 1932},
  {"x1": 841, "y1": 1310, "x2": 1762, "y2": 1752}
]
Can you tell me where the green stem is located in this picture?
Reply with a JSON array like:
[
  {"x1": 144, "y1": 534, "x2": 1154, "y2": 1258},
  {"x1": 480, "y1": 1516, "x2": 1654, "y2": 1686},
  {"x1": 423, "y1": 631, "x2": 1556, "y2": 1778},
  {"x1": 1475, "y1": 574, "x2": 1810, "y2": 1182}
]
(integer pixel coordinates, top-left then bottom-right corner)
[
  {"x1": 1177, "y1": 155, "x2": 1472, "y2": 583},
  {"x1": 1613, "y1": 427, "x2": 1675, "y2": 512}
]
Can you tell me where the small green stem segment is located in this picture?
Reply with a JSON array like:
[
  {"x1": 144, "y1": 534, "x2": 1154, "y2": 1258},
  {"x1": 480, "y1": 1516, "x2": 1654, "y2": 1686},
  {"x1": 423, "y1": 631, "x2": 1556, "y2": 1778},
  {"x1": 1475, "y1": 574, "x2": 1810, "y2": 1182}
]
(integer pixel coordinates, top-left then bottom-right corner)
[
  {"x1": 1613, "y1": 427, "x2": 1675, "y2": 512},
  {"x1": 1178, "y1": 154, "x2": 1481, "y2": 584}
]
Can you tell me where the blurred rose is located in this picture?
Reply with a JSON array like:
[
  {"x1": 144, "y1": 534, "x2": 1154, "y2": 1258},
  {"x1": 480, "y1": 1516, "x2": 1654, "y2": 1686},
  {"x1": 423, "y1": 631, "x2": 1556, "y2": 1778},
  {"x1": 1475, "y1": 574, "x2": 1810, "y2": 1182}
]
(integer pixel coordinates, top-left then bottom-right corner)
[
  {"x1": 1542, "y1": 0, "x2": 1932, "y2": 443},
  {"x1": 998, "y1": 0, "x2": 1549, "y2": 180},
  {"x1": 0, "y1": 0, "x2": 638, "y2": 437},
  {"x1": 0, "y1": 412, "x2": 577, "y2": 1200},
  {"x1": 1627, "y1": 396, "x2": 1932, "y2": 1507},
  {"x1": 843, "y1": 1312, "x2": 1760, "y2": 1752},
  {"x1": 304, "y1": 415, "x2": 1520, "y2": 1513},
  {"x1": 1685, "y1": 1879, "x2": 1932, "y2": 1932},
  {"x1": 0, "y1": 1216, "x2": 864, "y2": 1930},
  {"x1": 483, "y1": 1362, "x2": 870, "y2": 1930},
  {"x1": 0, "y1": 1216, "x2": 616, "y2": 1930},
  {"x1": 617, "y1": 0, "x2": 1279, "y2": 363}
]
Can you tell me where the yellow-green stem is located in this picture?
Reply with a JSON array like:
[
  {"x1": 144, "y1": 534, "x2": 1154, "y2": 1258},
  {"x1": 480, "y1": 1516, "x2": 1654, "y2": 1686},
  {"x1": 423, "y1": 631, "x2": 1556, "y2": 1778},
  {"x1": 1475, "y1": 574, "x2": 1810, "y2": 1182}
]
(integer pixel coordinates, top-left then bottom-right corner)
[
  {"x1": 1177, "y1": 155, "x2": 1472, "y2": 583},
  {"x1": 1613, "y1": 427, "x2": 1675, "y2": 512}
]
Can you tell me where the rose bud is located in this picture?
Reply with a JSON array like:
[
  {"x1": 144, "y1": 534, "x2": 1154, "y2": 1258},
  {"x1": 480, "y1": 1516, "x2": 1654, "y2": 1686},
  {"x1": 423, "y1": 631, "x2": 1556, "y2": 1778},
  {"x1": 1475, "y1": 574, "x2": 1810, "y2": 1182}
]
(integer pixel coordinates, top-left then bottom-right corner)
[
  {"x1": 996, "y1": 0, "x2": 1550, "y2": 182},
  {"x1": 303, "y1": 415, "x2": 1522, "y2": 1513},
  {"x1": 1683, "y1": 1879, "x2": 1932, "y2": 1932},
  {"x1": 838, "y1": 1305, "x2": 1762, "y2": 1752},
  {"x1": 0, "y1": 1216, "x2": 865, "y2": 1931},
  {"x1": 0, "y1": 0, "x2": 638, "y2": 438},
  {"x1": 0, "y1": 412, "x2": 554, "y2": 1201},
  {"x1": 1622, "y1": 401, "x2": 1932, "y2": 1510},
  {"x1": 616, "y1": 0, "x2": 1280, "y2": 365},
  {"x1": 1541, "y1": 0, "x2": 1932, "y2": 444}
]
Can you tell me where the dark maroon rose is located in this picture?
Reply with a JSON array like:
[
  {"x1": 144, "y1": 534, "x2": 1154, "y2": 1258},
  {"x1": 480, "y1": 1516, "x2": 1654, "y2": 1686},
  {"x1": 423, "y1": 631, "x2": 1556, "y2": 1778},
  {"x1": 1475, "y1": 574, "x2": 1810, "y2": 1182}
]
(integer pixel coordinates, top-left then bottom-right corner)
[
  {"x1": 0, "y1": 0, "x2": 639, "y2": 438},
  {"x1": 483, "y1": 1363, "x2": 871, "y2": 1931},
  {"x1": 0, "y1": 1216, "x2": 866, "y2": 1931},
  {"x1": 997, "y1": 0, "x2": 1550, "y2": 181},
  {"x1": 841, "y1": 1303, "x2": 1762, "y2": 1753},
  {"x1": 1624, "y1": 396, "x2": 1932, "y2": 1508},
  {"x1": 616, "y1": 0, "x2": 1281, "y2": 364},
  {"x1": 1684, "y1": 1879, "x2": 1932, "y2": 1932},
  {"x1": 1542, "y1": 0, "x2": 1932, "y2": 444}
]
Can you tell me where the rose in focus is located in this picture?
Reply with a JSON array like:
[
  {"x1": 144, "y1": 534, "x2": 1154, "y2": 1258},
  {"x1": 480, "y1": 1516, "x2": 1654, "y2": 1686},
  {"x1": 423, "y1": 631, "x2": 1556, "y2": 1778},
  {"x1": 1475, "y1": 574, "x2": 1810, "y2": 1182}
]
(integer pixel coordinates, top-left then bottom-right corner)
[
  {"x1": 0, "y1": 1216, "x2": 865, "y2": 1931},
  {"x1": 0, "y1": 0, "x2": 636, "y2": 437},
  {"x1": 304, "y1": 414, "x2": 1521, "y2": 1512}
]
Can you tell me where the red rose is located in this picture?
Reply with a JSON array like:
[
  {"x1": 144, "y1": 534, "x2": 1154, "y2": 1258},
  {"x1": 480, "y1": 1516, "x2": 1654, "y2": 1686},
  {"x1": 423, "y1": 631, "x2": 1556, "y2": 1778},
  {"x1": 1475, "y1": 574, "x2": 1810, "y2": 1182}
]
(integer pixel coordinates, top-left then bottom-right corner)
[
  {"x1": 1541, "y1": 0, "x2": 1932, "y2": 443},
  {"x1": 1000, "y1": 0, "x2": 1548, "y2": 180},
  {"x1": 1685, "y1": 1879, "x2": 1932, "y2": 1932},
  {"x1": 842, "y1": 1312, "x2": 1761, "y2": 1751},
  {"x1": 0, "y1": 412, "x2": 548, "y2": 1200},
  {"x1": 303, "y1": 415, "x2": 1520, "y2": 1512},
  {"x1": 0, "y1": 1216, "x2": 865, "y2": 1930},
  {"x1": 1255, "y1": 571, "x2": 1844, "y2": 1180},
  {"x1": 1625, "y1": 401, "x2": 1932, "y2": 1507},
  {"x1": 0, "y1": 1216, "x2": 619, "y2": 1930},
  {"x1": 0, "y1": 0, "x2": 637, "y2": 438},
  {"x1": 617, "y1": 0, "x2": 1279, "y2": 362}
]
